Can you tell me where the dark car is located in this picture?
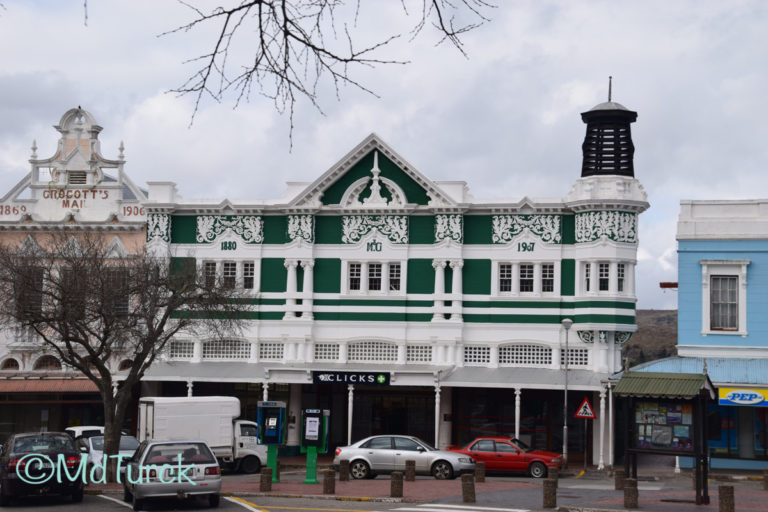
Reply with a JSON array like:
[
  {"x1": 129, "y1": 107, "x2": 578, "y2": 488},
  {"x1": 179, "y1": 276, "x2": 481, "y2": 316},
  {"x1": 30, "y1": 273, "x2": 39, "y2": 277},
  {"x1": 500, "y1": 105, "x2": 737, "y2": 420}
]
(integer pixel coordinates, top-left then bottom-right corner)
[
  {"x1": 446, "y1": 436, "x2": 563, "y2": 478},
  {"x1": 0, "y1": 432, "x2": 85, "y2": 505}
]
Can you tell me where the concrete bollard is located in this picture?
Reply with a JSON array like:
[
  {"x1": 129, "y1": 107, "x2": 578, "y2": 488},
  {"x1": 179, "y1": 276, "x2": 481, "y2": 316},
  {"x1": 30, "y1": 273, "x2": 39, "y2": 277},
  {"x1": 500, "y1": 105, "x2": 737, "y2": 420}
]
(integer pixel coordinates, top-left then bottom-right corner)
[
  {"x1": 624, "y1": 478, "x2": 638, "y2": 509},
  {"x1": 461, "y1": 474, "x2": 476, "y2": 503},
  {"x1": 405, "y1": 460, "x2": 416, "y2": 481},
  {"x1": 339, "y1": 460, "x2": 350, "y2": 481},
  {"x1": 260, "y1": 468, "x2": 272, "y2": 492},
  {"x1": 323, "y1": 470, "x2": 335, "y2": 495},
  {"x1": 764, "y1": 468, "x2": 768, "y2": 491},
  {"x1": 548, "y1": 466, "x2": 558, "y2": 488},
  {"x1": 390, "y1": 471, "x2": 404, "y2": 498},
  {"x1": 718, "y1": 485, "x2": 734, "y2": 512},
  {"x1": 475, "y1": 461, "x2": 486, "y2": 483},
  {"x1": 542, "y1": 478, "x2": 557, "y2": 509},
  {"x1": 614, "y1": 469, "x2": 626, "y2": 490}
]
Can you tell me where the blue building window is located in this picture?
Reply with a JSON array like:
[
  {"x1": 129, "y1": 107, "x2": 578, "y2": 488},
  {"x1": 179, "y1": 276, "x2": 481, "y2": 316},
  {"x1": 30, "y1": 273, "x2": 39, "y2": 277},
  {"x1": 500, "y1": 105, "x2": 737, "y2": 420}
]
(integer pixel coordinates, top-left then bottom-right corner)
[{"x1": 711, "y1": 276, "x2": 738, "y2": 330}]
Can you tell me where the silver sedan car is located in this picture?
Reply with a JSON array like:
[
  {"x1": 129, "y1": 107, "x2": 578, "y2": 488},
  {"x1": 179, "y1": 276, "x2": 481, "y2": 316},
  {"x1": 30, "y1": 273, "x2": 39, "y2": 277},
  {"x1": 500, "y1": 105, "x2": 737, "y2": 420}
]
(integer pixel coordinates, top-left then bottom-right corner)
[
  {"x1": 122, "y1": 440, "x2": 221, "y2": 511},
  {"x1": 333, "y1": 435, "x2": 474, "y2": 480}
]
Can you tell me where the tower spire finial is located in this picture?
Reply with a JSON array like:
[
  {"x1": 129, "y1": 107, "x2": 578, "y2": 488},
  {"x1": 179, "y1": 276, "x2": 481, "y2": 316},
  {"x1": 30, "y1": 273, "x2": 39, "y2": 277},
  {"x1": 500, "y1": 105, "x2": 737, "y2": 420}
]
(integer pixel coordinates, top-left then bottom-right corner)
[{"x1": 608, "y1": 76, "x2": 613, "y2": 102}]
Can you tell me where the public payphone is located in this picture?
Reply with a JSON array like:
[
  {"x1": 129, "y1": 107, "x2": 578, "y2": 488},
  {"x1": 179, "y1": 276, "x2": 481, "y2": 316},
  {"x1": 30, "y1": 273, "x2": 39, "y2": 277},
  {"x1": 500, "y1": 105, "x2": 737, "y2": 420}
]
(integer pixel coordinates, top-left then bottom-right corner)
[
  {"x1": 256, "y1": 401, "x2": 287, "y2": 445},
  {"x1": 300, "y1": 408, "x2": 330, "y2": 484}
]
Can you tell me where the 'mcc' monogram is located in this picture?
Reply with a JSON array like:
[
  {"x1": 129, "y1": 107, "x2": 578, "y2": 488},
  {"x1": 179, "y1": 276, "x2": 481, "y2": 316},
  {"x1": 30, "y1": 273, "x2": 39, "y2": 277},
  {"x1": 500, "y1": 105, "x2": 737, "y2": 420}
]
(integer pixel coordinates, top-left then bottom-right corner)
[{"x1": 366, "y1": 240, "x2": 382, "y2": 252}]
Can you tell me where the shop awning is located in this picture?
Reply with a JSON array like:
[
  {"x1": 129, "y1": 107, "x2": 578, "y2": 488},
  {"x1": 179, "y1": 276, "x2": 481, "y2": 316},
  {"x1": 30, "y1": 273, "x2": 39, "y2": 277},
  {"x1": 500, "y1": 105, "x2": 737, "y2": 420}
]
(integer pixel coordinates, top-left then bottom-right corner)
[
  {"x1": 613, "y1": 371, "x2": 716, "y2": 399},
  {"x1": 0, "y1": 379, "x2": 98, "y2": 393},
  {"x1": 437, "y1": 366, "x2": 606, "y2": 390}
]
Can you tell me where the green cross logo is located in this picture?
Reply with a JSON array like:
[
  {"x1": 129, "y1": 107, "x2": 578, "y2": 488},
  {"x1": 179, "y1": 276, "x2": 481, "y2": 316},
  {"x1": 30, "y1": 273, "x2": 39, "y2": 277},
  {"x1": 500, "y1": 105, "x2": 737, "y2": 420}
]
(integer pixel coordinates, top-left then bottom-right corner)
[{"x1": 377, "y1": 374, "x2": 387, "y2": 384}]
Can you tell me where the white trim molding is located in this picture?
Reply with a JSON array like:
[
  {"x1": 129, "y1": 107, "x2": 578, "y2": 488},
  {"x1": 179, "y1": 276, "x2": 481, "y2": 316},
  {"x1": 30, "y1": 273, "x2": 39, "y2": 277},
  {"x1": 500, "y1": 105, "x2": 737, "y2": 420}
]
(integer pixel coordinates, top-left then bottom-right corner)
[{"x1": 700, "y1": 259, "x2": 749, "y2": 337}]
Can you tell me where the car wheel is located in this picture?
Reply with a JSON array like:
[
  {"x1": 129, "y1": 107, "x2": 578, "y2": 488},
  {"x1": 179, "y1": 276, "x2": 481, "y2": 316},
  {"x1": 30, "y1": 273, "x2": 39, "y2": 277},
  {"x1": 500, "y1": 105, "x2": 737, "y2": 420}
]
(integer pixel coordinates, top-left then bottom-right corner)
[
  {"x1": 529, "y1": 461, "x2": 547, "y2": 479},
  {"x1": 349, "y1": 460, "x2": 370, "y2": 479},
  {"x1": 71, "y1": 487, "x2": 84, "y2": 503},
  {"x1": 123, "y1": 485, "x2": 133, "y2": 503},
  {"x1": 240, "y1": 455, "x2": 261, "y2": 474},
  {"x1": 209, "y1": 494, "x2": 220, "y2": 508},
  {"x1": 132, "y1": 497, "x2": 145, "y2": 511},
  {"x1": 431, "y1": 460, "x2": 454, "y2": 480}
]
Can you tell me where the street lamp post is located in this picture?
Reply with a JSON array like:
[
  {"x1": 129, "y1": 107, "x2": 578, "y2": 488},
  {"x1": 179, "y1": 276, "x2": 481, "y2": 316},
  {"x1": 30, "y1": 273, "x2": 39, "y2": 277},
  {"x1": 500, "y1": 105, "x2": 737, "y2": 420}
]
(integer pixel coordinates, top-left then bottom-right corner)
[{"x1": 561, "y1": 318, "x2": 573, "y2": 467}]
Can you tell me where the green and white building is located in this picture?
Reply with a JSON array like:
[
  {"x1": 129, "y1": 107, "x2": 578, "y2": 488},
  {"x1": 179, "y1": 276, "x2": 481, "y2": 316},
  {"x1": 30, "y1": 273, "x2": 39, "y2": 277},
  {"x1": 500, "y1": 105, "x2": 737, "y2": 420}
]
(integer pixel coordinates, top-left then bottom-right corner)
[{"x1": 142, "y1": 101, "x2": 648, "y2": 468}]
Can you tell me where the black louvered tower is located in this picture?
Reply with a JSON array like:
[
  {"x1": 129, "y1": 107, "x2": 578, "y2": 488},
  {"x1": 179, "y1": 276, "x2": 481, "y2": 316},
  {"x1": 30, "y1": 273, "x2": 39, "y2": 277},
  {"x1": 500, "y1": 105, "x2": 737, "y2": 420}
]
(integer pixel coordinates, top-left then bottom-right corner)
[{"x1": 580, "y1": 101, "x2": 637, "y2": 177}]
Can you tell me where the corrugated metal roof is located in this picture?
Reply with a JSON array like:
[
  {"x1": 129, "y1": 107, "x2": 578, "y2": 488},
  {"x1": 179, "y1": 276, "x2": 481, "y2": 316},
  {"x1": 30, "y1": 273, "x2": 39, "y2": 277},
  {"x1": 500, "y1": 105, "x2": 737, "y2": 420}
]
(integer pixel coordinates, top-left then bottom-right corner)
[
  {"x1": 613, "y1": 372, "x2": 713, "y2": 399},
  {"x1": 621, "y1": 357, "x2": 768, "y2": 386}
]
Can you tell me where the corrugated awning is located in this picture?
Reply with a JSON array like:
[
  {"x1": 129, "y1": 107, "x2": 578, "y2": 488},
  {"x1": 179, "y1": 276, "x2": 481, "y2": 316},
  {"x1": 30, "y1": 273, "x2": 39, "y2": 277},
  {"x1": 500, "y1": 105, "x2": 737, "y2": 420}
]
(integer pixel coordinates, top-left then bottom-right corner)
[
  {"x1": 0, "y1": 379, "x2": 99, "y2": 393},
  {"x1": 613, "y1": 371, "x2": 716, "y2": 400}
]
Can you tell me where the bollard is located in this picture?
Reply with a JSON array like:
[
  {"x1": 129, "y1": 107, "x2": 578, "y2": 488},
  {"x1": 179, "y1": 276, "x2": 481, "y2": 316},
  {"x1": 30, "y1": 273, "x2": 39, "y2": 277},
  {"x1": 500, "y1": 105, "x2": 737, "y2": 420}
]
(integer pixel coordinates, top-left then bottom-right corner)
[
  {"x1": 323, "y1": 470, "x2": 336, "y2": 495},
  {"x1": 624, "y1": 478, "x2": 638, "y2": 509},
  {"x1": 548, "y1": 466, "x2": 558, "y2": 488},
  {"x1": 764, "y1": 468, "x2": 768, "y2": 491},
  {"x1": 461, "y1": 474, "x2": 476, "y2": 503},
  {"x1": 475, "y1": 461, "x2": 486, "y2": 483},
  {"x1": 339, "y1": 460, "x2": 350, "y2": 481},
  {"x1": 614, "y1": 469, "x2": 626, "y2": 490},
  {"x1": 260, "y1": 468, "x2": 272, "y2": 492},
  {"x1": 542, "y1": 478, "x2": 557, "y2": 509},
  {"x1": 405, "y1": 460, "x2": 416, "y2": 481},
  {"x1": 390, "y1": 471, "x2": 404, "y2": 498},
  {"x1": 718, "y1": 485, "x2": 734, "y2": 512}
]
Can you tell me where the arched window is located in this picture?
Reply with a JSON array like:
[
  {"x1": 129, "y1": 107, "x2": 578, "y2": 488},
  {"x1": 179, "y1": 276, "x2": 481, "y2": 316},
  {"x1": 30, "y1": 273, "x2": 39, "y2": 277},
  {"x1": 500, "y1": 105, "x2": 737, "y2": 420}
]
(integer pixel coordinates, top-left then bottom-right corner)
[
  {"x1": 118, "y1": 359, "x2": 133, "y2": 371},
  {"x1": 1, "y1": 358, "x2": 20, "y2": 370},
  {"x1": 34, "y1": 355, "x2": 62, "y2": 371}
]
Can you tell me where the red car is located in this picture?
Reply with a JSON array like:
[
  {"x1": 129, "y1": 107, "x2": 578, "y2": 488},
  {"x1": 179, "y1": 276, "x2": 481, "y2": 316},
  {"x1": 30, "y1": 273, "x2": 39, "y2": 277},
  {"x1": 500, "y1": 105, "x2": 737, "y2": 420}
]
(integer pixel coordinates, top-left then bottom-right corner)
[{"x1": 446, "y1": 437, "x2": 563, "y2": 478}]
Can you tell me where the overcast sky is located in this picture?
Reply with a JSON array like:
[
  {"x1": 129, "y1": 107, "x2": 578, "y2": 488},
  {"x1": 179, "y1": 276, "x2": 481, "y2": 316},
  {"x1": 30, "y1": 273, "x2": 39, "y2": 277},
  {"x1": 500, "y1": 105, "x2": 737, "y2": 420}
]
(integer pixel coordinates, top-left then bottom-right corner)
[{"x1": 2, "y1": 1, "x2": 766, "y2": 310}]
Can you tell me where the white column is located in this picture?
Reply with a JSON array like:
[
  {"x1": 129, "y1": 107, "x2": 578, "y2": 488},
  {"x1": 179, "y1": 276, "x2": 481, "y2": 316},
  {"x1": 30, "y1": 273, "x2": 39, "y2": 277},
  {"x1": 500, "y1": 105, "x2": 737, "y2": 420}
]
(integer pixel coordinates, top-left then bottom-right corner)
[
  {"x1": 347, "y1": 384, "x2": 355, "y2": 445},
  {"x1": 383, "y1": 262, "x2": 390, "y2": 293},
  {"x1": 515, "y1": 388, "x2": 522, "y2": 439},
  {"x1": 609, "y1": 261, "x2": 618, "y2": 294},
  {"x1": 450, "y1": 260, "x2": 463, "y2": 321},
  {"x1": 490, "y1": 345, "x2": 499, "y2": 369},
  {"x1": 533, "y1": 262, "x2": 542, "y2": 295},
  {"x1": 589, "y1": 261, "x2": 598, "y2": 294},
  {"x1": 186, "y1": 380, "x2": 194, "y2": 397},
  {"x1": 397, "y1": 344, "x2": 406, "y2": 364},
  {"x1": 249, "y1": 341, "x2": 258, "y2": 363},
  {"x1": 287, "y1": 384, "x2": 302, "y2": 448},
  {"x1": 262, "y1": 383, "x2": 269, "y2": 401},
  {"x1": 627, "y1": 262, "x2": 636, "y2": 296},
  {"x1": 339, "y1": 342, "x2": 348, "y2": 364},
  {"x1": 511, "y1": 262, "x2": 520, "y2": 295},
  {"x1": 608, "y1": 385, "x2": 614, "y2": 468},
  {"x1": 434, "y1": 385, "x2": 441, "y2": 448},
  {"x1": 439, "y1": 387, "x2": 453, "y2": 448},
  {"x1": 301, "y1": 260, "x2": 314, "y2": 320},
  {"x1": 284, "y1": 259, "x2": 298, "y2": 319},
  {"x1": 192, "y1": 340, "x2": 202, "y2": 363},
  {"x1": 598, "y1": 386, "x2": 606, "y2": 470},
  {"x1": 360, "y1": 262, "x2": 369, "y2": 293},
  {"x1": 432, "y1": 259, "x2": 446, "y2": 321}
]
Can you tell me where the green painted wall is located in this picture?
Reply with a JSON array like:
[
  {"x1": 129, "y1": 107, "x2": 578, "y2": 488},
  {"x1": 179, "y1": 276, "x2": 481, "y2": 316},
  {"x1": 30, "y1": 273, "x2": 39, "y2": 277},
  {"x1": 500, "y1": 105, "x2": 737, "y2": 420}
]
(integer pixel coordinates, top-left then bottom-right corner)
[
  {"x1": 561, "y1": 259, "x2": 575, "y2": 296},
  {"x1": 321, "y1": 151, "x2": 430, "y2": 205},
  {"x1": 407, "y1": 259, "x2": 435, "y2": 294},
  {"x1": 409, "y1": 216, "x2": 435, "y2": 244},
  {"x1": 562, "y1": 214, "x2": 575, "y2": 244},
  {"x1": 464, "y1": 216, "x2": 491, "y2": 244},
  {"x1": 314, "y1": 259, "x2": 341, "y2": 293},
  {"x1": 260, "y1": 258, "x2": 287, "y2": 292},
  {"x1": 462, "y1": 259, "x2": 491, "y2": 295},
  {"x1": 263, "y1": 216, "x2": 288, "y2": 244},
  {"x1": 315, "y1": 216, "x2": 342, "y2": 244},
  {"x1": 171, "y1": 216, "x2": 197, "y2": 244}
]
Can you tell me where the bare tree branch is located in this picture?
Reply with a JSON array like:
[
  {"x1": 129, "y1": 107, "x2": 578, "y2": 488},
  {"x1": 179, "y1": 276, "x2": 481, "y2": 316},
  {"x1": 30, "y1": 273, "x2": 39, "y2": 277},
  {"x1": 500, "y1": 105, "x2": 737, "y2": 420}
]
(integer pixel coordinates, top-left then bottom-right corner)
[{"x1": 165, "y1": 1, "x2": 495, "y2": 142}]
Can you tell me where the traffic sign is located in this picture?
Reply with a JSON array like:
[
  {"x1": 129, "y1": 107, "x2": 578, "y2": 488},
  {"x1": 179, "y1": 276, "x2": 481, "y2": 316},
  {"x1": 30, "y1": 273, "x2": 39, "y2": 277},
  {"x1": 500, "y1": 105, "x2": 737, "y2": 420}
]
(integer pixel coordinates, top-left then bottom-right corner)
[{"x1": 574, "y1": 397, "x2": 596, "y2": 419}]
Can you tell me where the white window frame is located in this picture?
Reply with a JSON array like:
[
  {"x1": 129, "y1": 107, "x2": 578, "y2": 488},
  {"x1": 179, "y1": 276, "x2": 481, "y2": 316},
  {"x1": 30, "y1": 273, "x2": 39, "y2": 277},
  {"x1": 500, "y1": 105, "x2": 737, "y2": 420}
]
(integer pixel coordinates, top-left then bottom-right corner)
[
  {"x1": 700, "y1": 260, "x2": 749, "y2": 337},
  {"x1": 343, "y1": 260, "x2": 406, "y2": 296}
]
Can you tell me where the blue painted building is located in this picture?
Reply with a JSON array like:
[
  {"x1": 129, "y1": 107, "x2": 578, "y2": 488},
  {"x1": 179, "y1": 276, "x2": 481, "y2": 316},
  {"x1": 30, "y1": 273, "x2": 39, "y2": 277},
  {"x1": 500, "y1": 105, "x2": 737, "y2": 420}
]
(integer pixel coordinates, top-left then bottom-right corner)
[{"x1": 632, "y1": 200, "x2": 768, "y2": 469}]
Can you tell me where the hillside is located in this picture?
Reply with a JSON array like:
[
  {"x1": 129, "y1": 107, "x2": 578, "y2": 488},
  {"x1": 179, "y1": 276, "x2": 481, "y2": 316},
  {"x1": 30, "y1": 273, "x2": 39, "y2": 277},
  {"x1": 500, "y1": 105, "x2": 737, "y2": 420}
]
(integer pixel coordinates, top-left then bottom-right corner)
[{"x1": 624, "y1": 309, "x2": 677, "y2": 365}]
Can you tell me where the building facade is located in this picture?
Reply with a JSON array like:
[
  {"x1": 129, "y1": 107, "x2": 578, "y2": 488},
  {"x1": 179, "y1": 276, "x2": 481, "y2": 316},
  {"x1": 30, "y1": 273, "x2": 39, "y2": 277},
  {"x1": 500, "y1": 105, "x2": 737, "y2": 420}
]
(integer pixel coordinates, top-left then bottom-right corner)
[
  {"x1": 142, "y1": 100, "x2": 648, "y2": 467},
  {"x1": 634, "y1": 200, "x2": 768, "y2": 469},
  {"x1": 0, "y1": 108, "x2": 147, "y2": 436}
]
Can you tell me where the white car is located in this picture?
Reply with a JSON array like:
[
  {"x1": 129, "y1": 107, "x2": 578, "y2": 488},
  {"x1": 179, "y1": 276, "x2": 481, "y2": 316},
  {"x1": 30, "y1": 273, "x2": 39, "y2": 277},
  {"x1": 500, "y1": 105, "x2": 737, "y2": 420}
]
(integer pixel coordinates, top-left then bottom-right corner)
[
  {"x1": 333, "y1": 435, "x2": 475, "y2": 480},
  {"x1": 78, "y1": 435, "x2": 140, "y2": 480},
  {"x1": 65, "y1": 425, "x2": 104, "y2": 439}
]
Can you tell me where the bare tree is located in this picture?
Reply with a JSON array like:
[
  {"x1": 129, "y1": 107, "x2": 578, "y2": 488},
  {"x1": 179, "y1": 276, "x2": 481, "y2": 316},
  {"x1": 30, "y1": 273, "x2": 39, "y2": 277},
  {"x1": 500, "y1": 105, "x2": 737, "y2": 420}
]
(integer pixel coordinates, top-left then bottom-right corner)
[
  {"x1": 0, "y1": 233, "x2": 247, "y2": 481},
  {"x1": 166, "y1": 1, "x2": 494, "y2": 134}
]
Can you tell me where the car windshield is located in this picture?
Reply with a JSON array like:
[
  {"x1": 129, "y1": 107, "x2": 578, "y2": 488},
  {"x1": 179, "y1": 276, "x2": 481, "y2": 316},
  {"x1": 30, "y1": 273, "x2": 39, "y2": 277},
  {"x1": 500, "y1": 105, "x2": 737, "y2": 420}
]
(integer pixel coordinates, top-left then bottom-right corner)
[
  {"x1": 511, "y1": 438, "x2": 532, "y2": 452},
  {"x1": 90, "y1": 436, "x2": 139, "y2": 451},
  {"x1": 14, "y1": 434, "x2": 75, "y2": 453},
  {"x1": 144, "y1": 442, "x2": 216, "y2": 465}
]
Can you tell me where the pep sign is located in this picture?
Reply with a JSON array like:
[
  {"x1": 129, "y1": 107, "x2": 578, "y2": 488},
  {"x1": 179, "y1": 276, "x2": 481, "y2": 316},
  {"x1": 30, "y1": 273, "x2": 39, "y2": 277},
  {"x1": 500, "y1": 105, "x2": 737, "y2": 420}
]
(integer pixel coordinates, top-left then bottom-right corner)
[{"x1": 719, "y1": 388, "x2": 768, "y2": 407}]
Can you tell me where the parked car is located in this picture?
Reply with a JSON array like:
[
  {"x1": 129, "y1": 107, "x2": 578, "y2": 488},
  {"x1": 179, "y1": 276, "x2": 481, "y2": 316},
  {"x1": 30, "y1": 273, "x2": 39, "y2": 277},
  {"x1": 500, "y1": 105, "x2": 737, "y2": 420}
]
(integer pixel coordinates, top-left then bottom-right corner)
[
  {"x1": 0, "y1": 432, "x2": 85, "y2": 505},
  {"x1": 122, "y1": 439, "x2": 221, "y2": 511},
  {"x1": 446, "y1": 437, "x2": 563, "y2": 478},
  {"x1": 78, "y1": 435, "x2": 140, "y2": 480},
  {"x1": 65, "y1": 425, "x2": 104, "y2": 439},
  {"x1": 333, "y1": 435, "x2": 474, "y2": 480}
]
